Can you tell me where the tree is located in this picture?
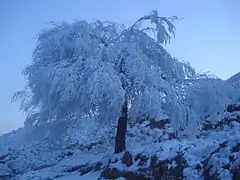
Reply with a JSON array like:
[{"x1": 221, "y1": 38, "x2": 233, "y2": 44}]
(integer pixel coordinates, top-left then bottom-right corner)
[
  {"x1": 12, "y1": 10, "x2": 188, "y2": 152},
  {"x1": 113, "y1": 11, "x2": 180, "y2": 153},
  {"x1": 12, "y1": 10, "x2": 237, "y2": 153}
]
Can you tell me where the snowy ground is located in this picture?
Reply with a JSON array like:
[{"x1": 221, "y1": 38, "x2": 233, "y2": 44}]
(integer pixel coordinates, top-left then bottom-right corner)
[{"x1": 0, "y1": 111, "x2": 239, "y2": 180}]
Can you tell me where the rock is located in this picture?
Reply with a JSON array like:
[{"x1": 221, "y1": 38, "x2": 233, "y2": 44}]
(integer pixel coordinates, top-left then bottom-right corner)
[
  {"x1": 102, "y1": 153, "x2": 187, "y2": 180},
  {"x1": 80, "y1": 165, "x2": 94, "y2": 175},
  {"x1": 233, "y1": 170, "x2": 240, "y2": 180},
  {"x1": 101, "y1": 167, "x2": 124, "y2": 179},
  {"x1": 150, "y1": 155, "x2": 158, "y2": 167},
  {"x1": 149, "y1": 118, "x2": 169, "y2": 129},
  {"x1": 101, "y1": 167, "x2": 152, "y2": 180},
  {"x1": 137, "y1": 155, "x2": 148, "y2": 166},
  {"x1": 194, "y1": 163, "x2": 202, "y2": 170},
  {"x1": 229, "y1": 143, "x2": 240, "y2": 180},
  {"x1": 202, "y1": 120, "x2": 213, "y2": 130},
  {"x1": 94, "y1": 162, "x2": 102, "y2": 171},
  {"x1": 227, "y1": 104, "x2": 240, "y2": 113},
  {"x1": 0, "y1": 164, "x2": 13, "y2": 179},
  {"x1": 203, "y1": 116, "x2": 240, "y2": 131},
  {"x1": 134, "y1": 153, "x2": 142, "y2": 161},
  {"x1": 64, "y1": 164, "x2": 88, "y2": 173},
  {"x1": 121, "y1": 151, "x2": 133, "y2": 167},
  {"x1": 232, "y1": 144, "x2": 240, "y2": 153},
  {"x1": 0, "y1": 154, "x2": 9, "y2": 164}
]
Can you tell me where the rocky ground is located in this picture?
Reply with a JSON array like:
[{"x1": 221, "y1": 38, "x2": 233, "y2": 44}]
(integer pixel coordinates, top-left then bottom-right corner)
[{"x1": 0, "y1": 104, "x2": 239, "y2": 180}]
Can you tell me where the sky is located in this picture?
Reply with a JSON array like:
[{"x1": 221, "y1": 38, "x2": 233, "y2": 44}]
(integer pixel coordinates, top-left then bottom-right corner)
[{"x1": 0, "y1": 0, "x2": 239, "y2": 133}]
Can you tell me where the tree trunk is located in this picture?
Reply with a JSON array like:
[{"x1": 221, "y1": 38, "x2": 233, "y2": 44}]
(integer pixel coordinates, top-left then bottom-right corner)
[{"x1": 114, "y1": 99, "x2": 128, "y2": 153}]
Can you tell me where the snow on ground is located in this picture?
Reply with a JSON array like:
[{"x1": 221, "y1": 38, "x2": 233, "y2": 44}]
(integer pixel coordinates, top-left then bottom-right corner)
[
  {"x1": 227, "y1": 72, "x2": 240, "y2": 88},
  {"x1": 56, "y1": 172, "x2": 101, "y2": 180},
  {"x1": 0, "y1": 111, "x2": 240, "y2": 179}
]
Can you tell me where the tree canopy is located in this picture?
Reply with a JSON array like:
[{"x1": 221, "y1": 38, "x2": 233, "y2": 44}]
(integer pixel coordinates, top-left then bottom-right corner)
[{"x1": 13, "y1": 10, "x2": 238, "y2": 136}]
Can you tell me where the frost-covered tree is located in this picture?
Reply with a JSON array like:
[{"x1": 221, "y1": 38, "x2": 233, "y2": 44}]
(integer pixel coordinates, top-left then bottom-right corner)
[
  {"x1": 12, "y1": 10, "x2": 237, "y2": 153},
  {"x1": 182, "y1": 77, "x2": 237, "y2": 133}
]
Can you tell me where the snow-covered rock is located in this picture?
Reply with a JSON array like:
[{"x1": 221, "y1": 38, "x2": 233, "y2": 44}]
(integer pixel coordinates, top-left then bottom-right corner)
[
  {"x1": 0, "y1": 164, "x2": 13, "y2": 179},
  {"x1": 227, "y1": 72, "x2": 240, "y2": 89},
  {"x1": 0, "y1": 104, "x2": 240, "y2": 179}
]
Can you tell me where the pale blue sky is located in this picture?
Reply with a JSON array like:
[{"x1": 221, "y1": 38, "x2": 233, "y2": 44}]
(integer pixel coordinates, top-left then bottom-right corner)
[{"x1": 0, "y1": 0, "x2": 239, "y2": 133}]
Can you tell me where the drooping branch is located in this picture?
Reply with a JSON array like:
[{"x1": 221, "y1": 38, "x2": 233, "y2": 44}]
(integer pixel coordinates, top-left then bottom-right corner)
[{"x1": 129, "y1": 10, "x2": 179, "y2": 44}]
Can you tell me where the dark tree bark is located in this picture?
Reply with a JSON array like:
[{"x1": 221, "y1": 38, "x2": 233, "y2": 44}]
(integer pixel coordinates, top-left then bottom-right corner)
[
  {"x1": 114, "y1": 98, "x2": 128, "y2": 153},
  {"x1": 114, "y1": 51, "x2": 129, "y2": 154}
]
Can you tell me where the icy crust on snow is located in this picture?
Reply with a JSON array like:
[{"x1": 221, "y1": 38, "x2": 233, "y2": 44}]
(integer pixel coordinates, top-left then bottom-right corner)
[{"x1": 0, "y1": 117, "x2": 240, "y2": 179}]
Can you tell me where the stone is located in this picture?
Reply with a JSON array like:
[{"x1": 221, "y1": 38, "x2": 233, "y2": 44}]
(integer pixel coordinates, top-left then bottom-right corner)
[
  {"x1": 149, "y1": 118, "x2": 169, "y2": 129},
  {"x1": 137, "y1": 155, "x2": 148, "y2": 166},
  {"x1": 227, "y1": 104, "x2": 240, "y2": 113},
  {"x1": 0, "y1": 164, "x2": 13, "y2": 179},
  {"x1": 121, "y1": 151, "x2": 133, "y2": 167}
]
